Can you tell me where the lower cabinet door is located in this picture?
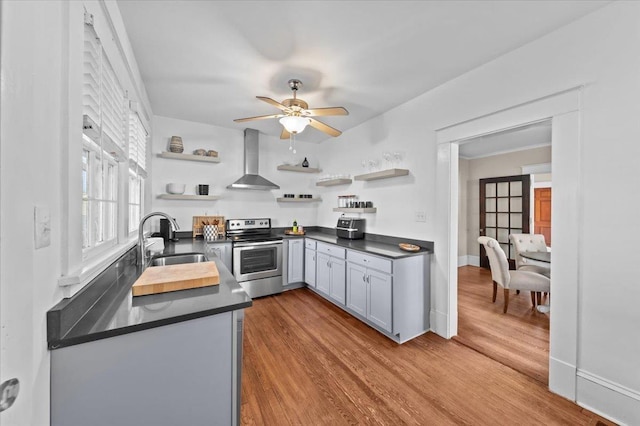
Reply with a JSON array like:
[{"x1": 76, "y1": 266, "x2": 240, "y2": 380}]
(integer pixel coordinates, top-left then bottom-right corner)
[
  {"x1": 367, "y1": 269, "x2": 393, "y2": 333},
  {"x1": 316, "y1": 253, "x2": 331, "y2": 295},
  {"x1": 304, "y1": 248, "x2": 316, "y2": 287},
  {"x1": 346, "y1": 263, "x2": 367, "y2": 317},
  {"x1": 288, "y1": 239, "x2": 304, "y2": 284},
  {"x1": 329, "y1": 258, "x2": 346, "y2": 305}
]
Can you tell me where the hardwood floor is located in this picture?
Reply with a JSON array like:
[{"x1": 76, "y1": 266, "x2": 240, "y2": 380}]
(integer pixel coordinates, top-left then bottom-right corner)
[
  {"x1": 241, "y1": 287, "x2": 611, "y2": 425},
  {"x1": 455, "y1": 265, "x2": 550, "y2": 385}
]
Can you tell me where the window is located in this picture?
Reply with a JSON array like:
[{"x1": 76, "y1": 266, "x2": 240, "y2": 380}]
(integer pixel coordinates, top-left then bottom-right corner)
[
  {"x1": 81, "y1": 16, "x2": 126, "y2": 257},
  {"x1": 128, "y1": 108, "x2": 148, "y2": 233}
]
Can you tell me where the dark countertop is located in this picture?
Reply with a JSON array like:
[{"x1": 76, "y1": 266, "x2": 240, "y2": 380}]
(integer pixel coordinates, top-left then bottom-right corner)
[
  {"x1": 47, "y1": 240, "x2": 251, "y2": 350},
  {"x1": 275, "y1": 229, "x2": 433, "y2": 259}
]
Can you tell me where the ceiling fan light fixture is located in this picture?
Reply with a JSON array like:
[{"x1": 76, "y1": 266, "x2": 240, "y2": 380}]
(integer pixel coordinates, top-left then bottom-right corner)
[{"x1": 279, "y1": 116, "x2": 310, "y2": 134}]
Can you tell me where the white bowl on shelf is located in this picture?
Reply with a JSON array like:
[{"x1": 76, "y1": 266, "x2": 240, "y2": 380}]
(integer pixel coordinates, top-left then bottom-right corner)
[{"x1": 166, "y1": 183, "x2": 185, "y2": 194}]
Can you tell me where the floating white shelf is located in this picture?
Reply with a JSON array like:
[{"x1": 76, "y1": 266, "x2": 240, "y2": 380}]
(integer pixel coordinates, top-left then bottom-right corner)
[
  {"x1": 158, "y1": 152, "x2": 221, "y2": 163},
  {"x1": 277, "y1": 165, "x2": 321, "y2": 173},
  {"x1": 157, "y1": 194, "x2": 220, "y2": 201},
  {"x1": 316, "y1": 178, "x2": 352, "y2": 187},
  {"x1": 354, "y1": 168, "x2": 409, "y2": 181},
  {"x1": 276, "y1": 197, "x2": 322, "y2": 203},
  {"x1": 332, "y1": 207, "x2": 377, "y2": 213}
]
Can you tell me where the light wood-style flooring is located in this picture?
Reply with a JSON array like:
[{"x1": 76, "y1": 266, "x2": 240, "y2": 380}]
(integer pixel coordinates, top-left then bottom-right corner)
[
  {"x1": 241, "y1": 287, "x2": 611, "y2": 425},
  {"x1": 455, "y1": 265, "x2": 550, "y2": 384}
]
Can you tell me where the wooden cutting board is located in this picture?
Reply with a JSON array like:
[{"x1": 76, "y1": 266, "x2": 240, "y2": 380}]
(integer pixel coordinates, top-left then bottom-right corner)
[{"x1": 132, "y1": 262, "x2": 220, "y2": 296}]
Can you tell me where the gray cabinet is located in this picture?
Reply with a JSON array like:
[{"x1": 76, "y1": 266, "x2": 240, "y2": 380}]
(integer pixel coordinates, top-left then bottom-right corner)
[
  {"x1": 316, "y1": 242, "x2": 346, "y2": 305},
  {"x1": 346, "y1": 262, "x2": 367, "y2": 316},
  {"x1": 316, "y1": 252, "x2": 332, "y2": 295},
  {"x1": 367, "y1": 268, "x2": 393, "y2": 332},
  {"x1": 205, "y1": 241, "x2": 232, "y2": 271},
  {"x1": 306, "y1": 238, "x2": 430, "y2": 344},
  {"x1": 51, "y1": 310, "x2": 244, "y2": 426},
  {"x1": 305, "y1": 247, "x2": 316, "y2": 287},
  {"x1": 346, "y1": 257, "x2": 393, "y2": 332},
  {"x1": 329, "y1": 257, "x2": 346, "y2": 304},
  {"x1": 287, "y1": 239, "x2": 304, "y2": 284}
]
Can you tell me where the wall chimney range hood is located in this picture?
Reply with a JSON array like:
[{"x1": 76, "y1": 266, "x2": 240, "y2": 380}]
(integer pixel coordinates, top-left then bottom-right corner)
[{"x1": 227, "y1": 128, "x2": 280, "y2": 190}]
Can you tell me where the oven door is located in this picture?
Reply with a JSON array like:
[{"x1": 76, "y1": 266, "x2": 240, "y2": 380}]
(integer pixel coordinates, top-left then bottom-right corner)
[{"x1": 233, "y1": 241, "x2": 283, "y2": 282}]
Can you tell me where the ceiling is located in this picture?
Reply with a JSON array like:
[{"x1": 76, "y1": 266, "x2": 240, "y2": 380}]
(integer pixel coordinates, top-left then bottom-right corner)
[
  {"x1": 117, "y1": 1, "x2": 608, "y2": 143},
  {"x1": 459, "y1": 120, "x2": 552, "y2": 159}
]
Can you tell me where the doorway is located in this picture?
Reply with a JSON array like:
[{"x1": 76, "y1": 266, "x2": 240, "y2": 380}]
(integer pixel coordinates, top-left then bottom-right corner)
[
  {"x1": 434, "y1": 87, "x2": 582, "y2": 401},
  {"x1": 456, "y1": 125, "x2": 550, "y2": 384}
]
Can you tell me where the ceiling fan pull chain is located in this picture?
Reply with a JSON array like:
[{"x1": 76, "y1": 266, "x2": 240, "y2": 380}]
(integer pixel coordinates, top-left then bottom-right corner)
[{"x1": 289, "y1": 133, "x2": 297, "y2": 154}]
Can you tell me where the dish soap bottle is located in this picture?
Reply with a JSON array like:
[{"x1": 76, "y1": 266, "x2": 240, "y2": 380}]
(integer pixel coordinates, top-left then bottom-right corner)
[
  {"x1": 302, "y1": 157, "x2": 309, "y2": 168},
  {"x1": 293, "y1": 219, "x2": 298, "y2": 233}
]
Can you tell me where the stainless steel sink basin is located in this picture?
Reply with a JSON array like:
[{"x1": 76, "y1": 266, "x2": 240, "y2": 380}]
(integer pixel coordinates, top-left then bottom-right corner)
[{"x1": 150, "y1": 253, "x2": 207, "y2": 267}]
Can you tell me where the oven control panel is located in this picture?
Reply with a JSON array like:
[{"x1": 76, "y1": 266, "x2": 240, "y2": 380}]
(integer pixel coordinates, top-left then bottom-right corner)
[{"x1": 226, "y1": 218, "x2": 271, "y2": 231}]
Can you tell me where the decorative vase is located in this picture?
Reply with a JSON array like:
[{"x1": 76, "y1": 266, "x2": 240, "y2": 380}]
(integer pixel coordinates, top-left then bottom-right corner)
[
  {"x1": 302, "y1": 157, "x2": 309, "y2": 167},
  {"x1": 169, "y1": 136, "x2": 184, "y2": 153}
]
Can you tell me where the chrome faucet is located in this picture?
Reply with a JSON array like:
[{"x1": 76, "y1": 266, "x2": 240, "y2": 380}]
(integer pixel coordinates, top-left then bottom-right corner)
[{"x1": 138, "y1": 212, "x2": 179, "y2": 266}]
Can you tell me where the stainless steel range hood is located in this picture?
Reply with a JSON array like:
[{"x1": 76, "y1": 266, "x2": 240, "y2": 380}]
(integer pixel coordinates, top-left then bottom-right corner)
[{"x1": 227, "y1": 128, "x2": 280, "y2": 190}]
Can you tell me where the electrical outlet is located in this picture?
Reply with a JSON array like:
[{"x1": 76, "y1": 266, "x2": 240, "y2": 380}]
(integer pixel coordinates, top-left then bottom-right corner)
[
  {"x1": 415, "y1": 211, "x2": 426, "y2": 222},
  {"x1": 34, "y1": 206, "x2": 51, "y2": 249}
]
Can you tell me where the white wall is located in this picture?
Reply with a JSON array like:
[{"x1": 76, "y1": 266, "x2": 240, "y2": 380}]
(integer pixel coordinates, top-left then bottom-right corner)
[
  {"x1": 314, "y1": 2, "x2": 640, "y2": 422},
  {"x1": 0, "y1": 1, "x2": 151, "y2": 424},
  {"x1": 461, "y1": 146, "x2": 552, "y2": 258},
  {"x1": 0, "y1": 2, "x2": 66, "y2": 423},
  {"x1": 151, "y1": 116, "x2": 324, "y2": 230}
]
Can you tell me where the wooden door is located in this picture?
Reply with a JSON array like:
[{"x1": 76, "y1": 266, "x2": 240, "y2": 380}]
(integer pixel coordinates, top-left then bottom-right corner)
[
  {"x1": 534, "y1": 187, "x2": 552, "y2": 246},
  {"x1": 479, "y1": 175, "x2": 531, "y2": 269}
]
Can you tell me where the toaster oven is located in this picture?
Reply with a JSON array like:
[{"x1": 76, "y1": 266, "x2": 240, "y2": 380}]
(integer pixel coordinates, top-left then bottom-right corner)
[{"x1": 336, "y1": 218, "x2": 365, "y2": 240}]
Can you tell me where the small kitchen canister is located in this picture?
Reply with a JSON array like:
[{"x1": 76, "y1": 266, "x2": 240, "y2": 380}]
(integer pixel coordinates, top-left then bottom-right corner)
[{"x1": 203, "y1": 225, "x2": 218, "y2": 242}]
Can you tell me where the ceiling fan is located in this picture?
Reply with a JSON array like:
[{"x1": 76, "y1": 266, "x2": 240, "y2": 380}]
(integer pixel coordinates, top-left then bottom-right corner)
[{"x1": 234, "y1": 79, "x2": 349, "y2": 139}]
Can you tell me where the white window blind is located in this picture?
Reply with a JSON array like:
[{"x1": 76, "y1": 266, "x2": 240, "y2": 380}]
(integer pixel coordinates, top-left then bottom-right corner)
[
  {"x1": 128, "y1": 107, "x2": 148, "y2": 233},
  {"x1": 82, "y1": 22, "x2": 126, "y2": 159},
  {"x1": 82, "y1": 15, "x2": 126, "y2": 256},
  {"x1": 128, "y1": 109, "x2": 148, "y2": 173}
]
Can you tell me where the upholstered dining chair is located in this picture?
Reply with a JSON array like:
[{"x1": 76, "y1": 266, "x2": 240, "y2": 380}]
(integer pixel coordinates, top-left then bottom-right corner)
[
  {"x1": 478, "y1": 236, "x2": 550, "y2": 313},
  {"x1": 509, "y1": 233, "x2": 551, "y2": 278}
]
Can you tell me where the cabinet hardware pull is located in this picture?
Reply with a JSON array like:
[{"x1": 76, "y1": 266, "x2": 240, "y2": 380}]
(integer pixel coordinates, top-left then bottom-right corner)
[{"x1": 362, "y1": 274, "x2": 366, "y2": 282}]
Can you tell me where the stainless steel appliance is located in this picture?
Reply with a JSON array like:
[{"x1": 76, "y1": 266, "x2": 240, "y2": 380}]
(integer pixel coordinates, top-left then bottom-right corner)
[
  {"x1": 336, "y1": 217, "x2": 366, "y2": 240},
  {"x1": 227, "y1": 218, "x2": 283, "y2": 298}
]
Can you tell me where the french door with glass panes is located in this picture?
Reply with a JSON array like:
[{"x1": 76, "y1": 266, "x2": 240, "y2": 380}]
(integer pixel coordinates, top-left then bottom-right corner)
[{"x1": 479, "y1": 175, "x2": 531, "y2": 269}]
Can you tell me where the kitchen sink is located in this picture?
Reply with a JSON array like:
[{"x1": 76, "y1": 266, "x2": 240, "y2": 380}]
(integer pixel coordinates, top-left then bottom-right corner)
[{"x1": 150, "y1": 252, "x2": 207, "y2": 267}]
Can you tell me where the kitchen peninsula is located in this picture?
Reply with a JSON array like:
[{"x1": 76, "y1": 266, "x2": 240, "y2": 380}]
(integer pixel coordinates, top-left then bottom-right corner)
[{"x1": 47, "y1": 240, "x2": 250, "y2": 426}]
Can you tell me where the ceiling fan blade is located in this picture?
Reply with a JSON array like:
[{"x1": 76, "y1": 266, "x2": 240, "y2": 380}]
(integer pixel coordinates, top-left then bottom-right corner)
[
  {"x1": 309, "y1": 118, "x2": 342, "y2": 137},
  {"x1": 280, "y1": 127, "x2": 291, "y2": 140},
  {"x1": 257, "y1": 96, "x2": 291, "y2": 112},
  {"x1": 305, "y1": 106, "x2": 349, "y2": 117},
  {"x1": 234, "y1": 113, "x2": 284, "y2": 123}
]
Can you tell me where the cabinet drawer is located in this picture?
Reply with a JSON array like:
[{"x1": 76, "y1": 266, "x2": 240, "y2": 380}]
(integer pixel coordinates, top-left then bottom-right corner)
[
  {"x1": 347, "y1": 250, "x2": 392, "y2": 274},
  {"x1": 304, "y1": 239, "x2": 316, "y2": 250},
  {"x1": 316, "y1": 242, "x2": 346, "y2": 259}
]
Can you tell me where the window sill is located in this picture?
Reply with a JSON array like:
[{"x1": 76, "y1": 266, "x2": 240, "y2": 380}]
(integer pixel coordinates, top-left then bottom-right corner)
[{"x1": 59, "y1": 238, "x2": 138, "y2": 290}]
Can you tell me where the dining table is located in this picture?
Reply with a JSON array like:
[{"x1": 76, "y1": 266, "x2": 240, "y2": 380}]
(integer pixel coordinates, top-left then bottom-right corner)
[
  {"x1": 520, "y1": 251, "x2": 551, "y2": 263},
  {"x1": 520, "y1": 251, "x2": 551, "y2": 312}
]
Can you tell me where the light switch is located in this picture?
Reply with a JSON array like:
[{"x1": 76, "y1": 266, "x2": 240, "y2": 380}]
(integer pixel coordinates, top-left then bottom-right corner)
[
  {"x1": 415, "y1": 211, "x2": 426, "y2": 222},
  {"x1": 34, "y1": 206, "x2": 51, "y2": 249}
]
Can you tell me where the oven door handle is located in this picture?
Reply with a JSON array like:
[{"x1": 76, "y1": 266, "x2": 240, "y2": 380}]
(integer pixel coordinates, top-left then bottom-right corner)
[
  {"x1": 234, "y1": 240, "x2": 283, "y2": 248},
  {"x1": 336, "y1": 226, "x2": 358, "y2": 232}
]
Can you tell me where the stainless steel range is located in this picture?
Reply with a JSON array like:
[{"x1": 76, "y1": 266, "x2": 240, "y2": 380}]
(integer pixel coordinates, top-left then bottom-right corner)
[{"x1": 226, "y1": 218, "x2": 283, "y2": 298}]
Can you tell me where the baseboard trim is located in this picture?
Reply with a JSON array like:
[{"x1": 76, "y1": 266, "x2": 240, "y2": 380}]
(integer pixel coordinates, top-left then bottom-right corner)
[
  {"x1": 576, "y1": 370, "x2": 640, "y2": 426},
  {"x1": 430, "y1": 309, "x2": 450, "y2": 339},
  {"x1": 457, "y1": 255, "x2": 480, "y2": 267},
  {"x1": 549, "y1": 356, "x2": 576, "y2": 400}
]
